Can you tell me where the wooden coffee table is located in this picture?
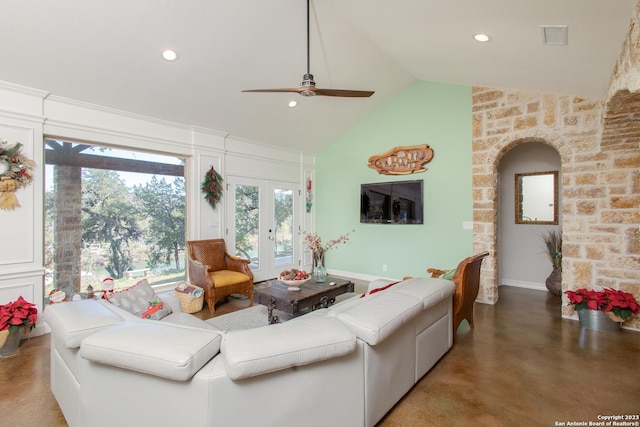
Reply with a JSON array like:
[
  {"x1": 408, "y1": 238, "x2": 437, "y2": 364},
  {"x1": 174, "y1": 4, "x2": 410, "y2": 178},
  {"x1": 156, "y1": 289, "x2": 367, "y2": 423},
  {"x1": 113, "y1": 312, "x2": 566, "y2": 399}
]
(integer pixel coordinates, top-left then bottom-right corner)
[{"x1": 253, "y1": 276, "x2": 355, "y2": 324}]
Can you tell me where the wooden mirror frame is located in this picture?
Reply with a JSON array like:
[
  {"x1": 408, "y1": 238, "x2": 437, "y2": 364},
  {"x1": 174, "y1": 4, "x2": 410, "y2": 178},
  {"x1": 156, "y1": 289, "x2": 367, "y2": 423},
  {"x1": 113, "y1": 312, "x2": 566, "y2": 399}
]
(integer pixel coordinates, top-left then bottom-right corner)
[{"x1": 515, "y1": 170, "x2": 558, "y2": 225}]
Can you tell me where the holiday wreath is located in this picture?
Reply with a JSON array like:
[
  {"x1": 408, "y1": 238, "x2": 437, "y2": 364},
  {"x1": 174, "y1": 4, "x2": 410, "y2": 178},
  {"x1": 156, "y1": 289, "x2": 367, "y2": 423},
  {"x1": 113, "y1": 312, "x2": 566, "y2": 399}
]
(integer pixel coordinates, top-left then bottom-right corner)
[
  {"x1": 201, "y1": 166, "x2": 224, "y2": 210},
  {"x1": 0, "y1": 140, "x2": 35, "y2": 210}
]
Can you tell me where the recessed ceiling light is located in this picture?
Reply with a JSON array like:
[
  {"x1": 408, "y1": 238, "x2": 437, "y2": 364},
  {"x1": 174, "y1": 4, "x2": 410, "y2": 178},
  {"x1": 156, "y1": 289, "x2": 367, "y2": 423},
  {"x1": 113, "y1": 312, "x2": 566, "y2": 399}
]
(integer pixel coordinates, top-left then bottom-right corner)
[
  {"x1": 162, "y1": 49, "x2": 178, "y2": 61},
  {"x1": 473, "y1": 33, "x2": 491, "y2": 43},
  {"x1": 288, "y1": 100, "x2": 297, "y2": 108}
]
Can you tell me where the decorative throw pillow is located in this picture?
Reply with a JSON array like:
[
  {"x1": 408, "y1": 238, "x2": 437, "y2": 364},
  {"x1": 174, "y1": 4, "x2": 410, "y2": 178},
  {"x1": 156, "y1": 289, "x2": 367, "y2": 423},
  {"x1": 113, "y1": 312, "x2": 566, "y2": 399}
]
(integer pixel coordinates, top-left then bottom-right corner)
[
  {"x1": 108, "y1": 279, "x2": 172, "y2": 320},
  {"x1": 360, "y1": 281, "x2": 400, "y2": 298},
  {"x1": 439, "y1": 269, "x2": 456, "y2": 280}
]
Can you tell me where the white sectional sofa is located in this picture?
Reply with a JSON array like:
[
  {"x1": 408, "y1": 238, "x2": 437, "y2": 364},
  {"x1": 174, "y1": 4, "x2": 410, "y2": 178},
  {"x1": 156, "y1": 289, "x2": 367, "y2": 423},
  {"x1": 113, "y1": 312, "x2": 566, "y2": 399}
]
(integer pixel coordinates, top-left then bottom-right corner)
[{"x1": 44, "y1": 277, "x2": 455, "y2": 427}]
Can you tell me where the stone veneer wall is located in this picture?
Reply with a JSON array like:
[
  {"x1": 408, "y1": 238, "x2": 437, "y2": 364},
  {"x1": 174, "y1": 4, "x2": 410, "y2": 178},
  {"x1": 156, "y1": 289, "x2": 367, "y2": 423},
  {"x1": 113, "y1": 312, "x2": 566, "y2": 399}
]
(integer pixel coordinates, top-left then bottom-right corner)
[
  {"x1": 472, "y1": 1, "x2": 640, "y2": 330},
  {"x1": 53, "y1": 165, "x2": 83, "y2": 297},
  {"x1": 606, "y1": 1, "x2": 640, "y2": 99}
]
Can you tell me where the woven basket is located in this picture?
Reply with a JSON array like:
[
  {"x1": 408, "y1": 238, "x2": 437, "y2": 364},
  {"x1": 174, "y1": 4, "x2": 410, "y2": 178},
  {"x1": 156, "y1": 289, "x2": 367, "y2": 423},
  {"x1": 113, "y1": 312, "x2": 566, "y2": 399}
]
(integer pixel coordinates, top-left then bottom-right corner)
[{"x1": 174, "y1": 285, "x2": 204, "y2": 313}]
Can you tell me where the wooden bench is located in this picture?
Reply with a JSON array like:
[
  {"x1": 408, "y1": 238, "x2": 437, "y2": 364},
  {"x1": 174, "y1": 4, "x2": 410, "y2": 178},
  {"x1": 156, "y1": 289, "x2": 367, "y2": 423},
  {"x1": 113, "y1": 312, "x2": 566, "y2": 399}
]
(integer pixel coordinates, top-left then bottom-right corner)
[{"x1": 125, "y1": 268, "x2": 150, "y2": 279}]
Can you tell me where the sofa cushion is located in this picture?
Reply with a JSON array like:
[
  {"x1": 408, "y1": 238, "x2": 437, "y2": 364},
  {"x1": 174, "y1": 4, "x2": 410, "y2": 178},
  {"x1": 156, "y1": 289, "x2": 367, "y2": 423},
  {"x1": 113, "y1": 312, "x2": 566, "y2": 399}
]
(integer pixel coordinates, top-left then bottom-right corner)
[
  {"x1": 393, "y1": 277, "x2": 456, "y2": 309},
  {"x1": 366, "y1": 278, "x2": 396, "y2": 292},
  {"x1": 80, "y1": 321, "x2": 222, "y2": 381},
  {"x1": 221, "y1": 316, "x2": 356, "y2": 380},
  {"x1": 360, "y1": 281, "x2": 400, "y2": 298},
  {"x1": 108, "y1": 279, "x2": 172, "y2": 320},
  {"x1": 43, "y1": 299, "x2": 123, "y2": 348},
  {"x1": 328, "y1": 291, "x2": 423, "y2": 345}
]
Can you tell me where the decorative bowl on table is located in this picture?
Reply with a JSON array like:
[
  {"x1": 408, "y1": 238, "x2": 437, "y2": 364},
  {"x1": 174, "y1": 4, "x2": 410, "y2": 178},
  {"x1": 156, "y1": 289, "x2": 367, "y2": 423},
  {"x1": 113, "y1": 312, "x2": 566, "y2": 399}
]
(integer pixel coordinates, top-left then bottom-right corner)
[
  {"x1": 279, "y1": 277, "x2": 311, "y2": 291},
  {"x1": 278, "y1": 269, "x2": 310, "y2": 291}
]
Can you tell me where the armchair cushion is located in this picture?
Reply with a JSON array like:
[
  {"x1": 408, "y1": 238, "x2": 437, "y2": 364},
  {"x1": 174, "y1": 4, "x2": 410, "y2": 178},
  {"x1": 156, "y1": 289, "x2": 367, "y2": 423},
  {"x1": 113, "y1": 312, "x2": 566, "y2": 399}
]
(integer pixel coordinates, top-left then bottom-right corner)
[{"x1": 210, "y1": 270, "x2": 251, "y2": 287}]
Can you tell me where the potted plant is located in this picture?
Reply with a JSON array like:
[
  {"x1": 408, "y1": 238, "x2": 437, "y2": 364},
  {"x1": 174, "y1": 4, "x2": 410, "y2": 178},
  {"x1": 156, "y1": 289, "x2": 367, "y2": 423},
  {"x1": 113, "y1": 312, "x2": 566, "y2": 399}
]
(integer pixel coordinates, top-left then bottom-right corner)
[
  {"x1": 0, "y1": 296, "x2": 38, "y2": 356},
  {"x1": 564, "y1": 288, "x2": 639, "y2": 332},
  {"x1": 543, "y1": 229, "x2": 562, "y2": 296}
]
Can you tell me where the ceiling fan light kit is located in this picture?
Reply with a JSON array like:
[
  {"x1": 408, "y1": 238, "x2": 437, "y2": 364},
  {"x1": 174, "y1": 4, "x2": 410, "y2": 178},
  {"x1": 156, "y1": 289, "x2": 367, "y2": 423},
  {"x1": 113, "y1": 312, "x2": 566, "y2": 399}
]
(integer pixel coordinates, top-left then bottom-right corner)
[{"x1": 242, "y1": 0, "x2": 374, "y2": 99}]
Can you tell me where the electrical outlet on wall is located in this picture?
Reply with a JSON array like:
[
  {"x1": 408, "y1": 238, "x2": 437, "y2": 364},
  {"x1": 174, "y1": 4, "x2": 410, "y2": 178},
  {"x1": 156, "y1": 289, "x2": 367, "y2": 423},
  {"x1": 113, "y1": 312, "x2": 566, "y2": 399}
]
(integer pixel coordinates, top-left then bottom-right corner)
[{"x1": 383, "y1": 264, "x2": 388, "y2": 272}]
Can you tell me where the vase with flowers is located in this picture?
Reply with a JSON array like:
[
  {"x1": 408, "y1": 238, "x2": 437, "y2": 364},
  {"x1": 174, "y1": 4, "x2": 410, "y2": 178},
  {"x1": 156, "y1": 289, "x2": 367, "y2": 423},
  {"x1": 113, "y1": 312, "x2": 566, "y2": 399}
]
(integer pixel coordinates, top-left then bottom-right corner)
[
  {"x1": 564, "y1": 288, "x2": 639, "y2": 332},
  {"x1": 303, "y1": 230, "x2": 354, "y2": 283},
  {"x1": 543, "y1": 229, "x2": 562, "y2": 296},
  {"x1": 0, "y1": 296, "x2": 38, "y2": 356}
]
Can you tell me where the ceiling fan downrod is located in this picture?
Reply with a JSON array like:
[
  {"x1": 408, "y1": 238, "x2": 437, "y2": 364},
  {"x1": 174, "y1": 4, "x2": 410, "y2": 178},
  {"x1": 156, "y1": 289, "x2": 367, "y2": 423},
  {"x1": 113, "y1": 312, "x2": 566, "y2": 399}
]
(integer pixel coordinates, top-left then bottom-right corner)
[{"x1": 240, "y1": 0, "x2": 374, "y2": 98}]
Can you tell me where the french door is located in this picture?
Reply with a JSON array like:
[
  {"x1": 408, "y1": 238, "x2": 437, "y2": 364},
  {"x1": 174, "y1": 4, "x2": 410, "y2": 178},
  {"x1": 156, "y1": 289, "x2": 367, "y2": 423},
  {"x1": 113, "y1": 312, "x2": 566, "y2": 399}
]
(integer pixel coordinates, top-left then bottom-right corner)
[{"x1": 226, "y1": 176, "x2": 300, "y2": 282}]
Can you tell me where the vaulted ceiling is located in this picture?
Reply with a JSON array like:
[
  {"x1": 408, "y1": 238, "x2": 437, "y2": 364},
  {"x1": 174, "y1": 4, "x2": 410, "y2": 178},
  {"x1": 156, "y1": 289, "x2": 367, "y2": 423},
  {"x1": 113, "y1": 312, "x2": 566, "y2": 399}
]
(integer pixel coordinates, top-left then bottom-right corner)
[{"x1": 0, "y1": 0, "x2": 636, "y2": 153}]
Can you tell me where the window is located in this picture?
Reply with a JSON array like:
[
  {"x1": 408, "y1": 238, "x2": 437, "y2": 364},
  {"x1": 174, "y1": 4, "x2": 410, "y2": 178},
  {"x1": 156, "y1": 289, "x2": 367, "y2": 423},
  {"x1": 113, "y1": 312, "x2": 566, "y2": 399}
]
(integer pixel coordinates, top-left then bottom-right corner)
[{"x1": 44, "y1": 139, "x2": 186, "y2": 300}]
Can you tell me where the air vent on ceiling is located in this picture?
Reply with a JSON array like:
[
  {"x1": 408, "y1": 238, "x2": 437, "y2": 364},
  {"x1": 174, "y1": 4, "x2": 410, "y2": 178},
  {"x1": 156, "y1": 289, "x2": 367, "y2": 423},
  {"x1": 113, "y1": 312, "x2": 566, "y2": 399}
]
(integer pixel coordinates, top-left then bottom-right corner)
[{"x1": 540, "y1": 25, "x2": 568, "y2": 45}]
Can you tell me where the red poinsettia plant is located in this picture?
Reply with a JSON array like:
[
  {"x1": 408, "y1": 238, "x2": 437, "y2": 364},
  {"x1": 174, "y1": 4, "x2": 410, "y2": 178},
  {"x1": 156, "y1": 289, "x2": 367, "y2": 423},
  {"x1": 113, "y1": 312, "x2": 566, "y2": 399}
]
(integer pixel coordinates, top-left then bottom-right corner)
[
  {"x1": 0, "y1": 296, "x2": 38, "y2": 334},
  {"x1": 564, "y1": 288, "x2": 639, "y2": 323}
]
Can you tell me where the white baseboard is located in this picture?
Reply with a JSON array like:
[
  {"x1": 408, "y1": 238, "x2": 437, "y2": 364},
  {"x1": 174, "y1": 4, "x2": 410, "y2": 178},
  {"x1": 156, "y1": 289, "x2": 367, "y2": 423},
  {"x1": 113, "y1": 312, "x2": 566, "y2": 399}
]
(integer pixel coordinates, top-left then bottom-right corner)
[{"x1": 500, "y1": 279, "x2": 546, "y2": 291}]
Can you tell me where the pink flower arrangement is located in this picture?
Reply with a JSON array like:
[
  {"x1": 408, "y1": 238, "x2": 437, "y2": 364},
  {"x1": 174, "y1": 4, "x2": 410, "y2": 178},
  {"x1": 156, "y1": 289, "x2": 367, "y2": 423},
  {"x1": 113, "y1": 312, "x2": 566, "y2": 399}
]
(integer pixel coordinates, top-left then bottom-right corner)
[
  {"x1": 0, "y1": 296, "x2": 38, "y2": 334},
  {"x1": 564, "y1": 288, "x2": 639, "y2": 322},
  {"x1": 303, "y1": 230, "x2": 354, "y2": 254}
]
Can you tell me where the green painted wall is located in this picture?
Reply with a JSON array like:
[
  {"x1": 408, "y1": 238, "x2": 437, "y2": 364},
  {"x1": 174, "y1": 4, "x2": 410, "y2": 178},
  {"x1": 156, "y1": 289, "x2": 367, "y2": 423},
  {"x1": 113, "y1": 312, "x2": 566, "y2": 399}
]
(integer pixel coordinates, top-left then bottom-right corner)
[{"x1": 315, "y1": 80, "x2": 473, "y2": 279}]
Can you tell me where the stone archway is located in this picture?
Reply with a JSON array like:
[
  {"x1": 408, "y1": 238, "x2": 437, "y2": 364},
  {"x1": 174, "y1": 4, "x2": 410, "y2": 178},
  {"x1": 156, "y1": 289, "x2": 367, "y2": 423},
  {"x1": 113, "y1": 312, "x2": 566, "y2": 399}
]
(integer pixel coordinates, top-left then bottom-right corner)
[
  {"x1": 471, "y1": 126, "x2": 571, "y2": 305},
  {"x1": 471, "y1": 3, "x2": 640, "y2": 331}
]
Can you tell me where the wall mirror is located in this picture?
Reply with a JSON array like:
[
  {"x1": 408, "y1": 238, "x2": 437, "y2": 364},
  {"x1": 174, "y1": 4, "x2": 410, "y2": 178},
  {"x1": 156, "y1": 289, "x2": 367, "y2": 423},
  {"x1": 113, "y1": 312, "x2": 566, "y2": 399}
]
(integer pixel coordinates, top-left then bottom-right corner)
[{"x1": 515, "y1": 171, "x2": 558, "y2": 224}]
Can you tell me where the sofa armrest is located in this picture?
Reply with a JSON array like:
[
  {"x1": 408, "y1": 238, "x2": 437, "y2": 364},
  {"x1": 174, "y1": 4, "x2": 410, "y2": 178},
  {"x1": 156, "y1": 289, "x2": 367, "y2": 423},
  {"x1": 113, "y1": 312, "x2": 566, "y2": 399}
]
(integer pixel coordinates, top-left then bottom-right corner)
[
  {"x1": 221, "y1": 316, "x2": 355, "y2": 380},
  {"x1": 80, "y1": 321, "x2": 222, "y2": 381},
  {"x1": 329, "y1": 292, "x2": 423, "y2": 345},
  {"x1": 159, "y1": 294, "x2": 183, "y2": 313},
  {"x1": 43, "y1": 299, "x2": 123, "y2": 348}
]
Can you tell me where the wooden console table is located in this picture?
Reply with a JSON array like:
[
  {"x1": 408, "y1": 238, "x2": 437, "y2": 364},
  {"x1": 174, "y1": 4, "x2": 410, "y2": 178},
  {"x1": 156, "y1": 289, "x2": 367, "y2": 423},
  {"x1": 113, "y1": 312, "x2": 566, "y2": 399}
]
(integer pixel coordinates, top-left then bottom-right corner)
[{"x1": 253, "y1": 276, "x2": 355, "y2": 324}]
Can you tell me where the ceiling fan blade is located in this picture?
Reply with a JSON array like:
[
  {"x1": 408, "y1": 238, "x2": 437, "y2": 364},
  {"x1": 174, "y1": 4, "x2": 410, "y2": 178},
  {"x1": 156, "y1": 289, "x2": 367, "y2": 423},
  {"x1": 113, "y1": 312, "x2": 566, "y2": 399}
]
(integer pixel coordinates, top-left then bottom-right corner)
[
  {"x1": 314, "y1": 88, "x2": 375, "y2": 98},
  {"x1": 241, "y1": 88, "x2": 303, "y2": 94}
]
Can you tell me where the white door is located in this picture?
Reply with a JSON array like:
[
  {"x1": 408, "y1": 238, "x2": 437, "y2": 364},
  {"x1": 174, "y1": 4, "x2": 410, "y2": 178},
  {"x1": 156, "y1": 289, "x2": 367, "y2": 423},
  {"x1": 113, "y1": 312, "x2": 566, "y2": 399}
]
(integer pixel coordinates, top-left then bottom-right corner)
[{"x1": 226, "y1": 176, "x2": 299, "y2": 282}]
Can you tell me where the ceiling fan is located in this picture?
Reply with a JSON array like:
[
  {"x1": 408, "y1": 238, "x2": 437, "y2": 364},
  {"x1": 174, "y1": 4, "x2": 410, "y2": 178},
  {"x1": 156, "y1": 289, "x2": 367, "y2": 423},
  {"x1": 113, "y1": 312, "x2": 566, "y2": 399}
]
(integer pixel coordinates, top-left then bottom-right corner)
[{"x1": 242, "y1": 0, "x2": 374, "y2": 98}]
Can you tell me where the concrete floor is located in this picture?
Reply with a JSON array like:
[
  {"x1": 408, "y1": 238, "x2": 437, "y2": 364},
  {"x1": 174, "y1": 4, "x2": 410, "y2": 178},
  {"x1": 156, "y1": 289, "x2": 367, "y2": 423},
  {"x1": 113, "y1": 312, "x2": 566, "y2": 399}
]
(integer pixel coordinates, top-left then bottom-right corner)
[{"x1": 1, "y1": 286, "x2": 638, "y2": 427}]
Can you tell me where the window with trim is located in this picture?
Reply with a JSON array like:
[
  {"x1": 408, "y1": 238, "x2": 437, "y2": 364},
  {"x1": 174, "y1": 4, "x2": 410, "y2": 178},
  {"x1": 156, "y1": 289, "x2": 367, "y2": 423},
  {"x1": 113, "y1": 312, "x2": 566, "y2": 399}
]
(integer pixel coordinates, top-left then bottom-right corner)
[{"x1": 44, "y1": 139, "x2": 186, "y2": 301}]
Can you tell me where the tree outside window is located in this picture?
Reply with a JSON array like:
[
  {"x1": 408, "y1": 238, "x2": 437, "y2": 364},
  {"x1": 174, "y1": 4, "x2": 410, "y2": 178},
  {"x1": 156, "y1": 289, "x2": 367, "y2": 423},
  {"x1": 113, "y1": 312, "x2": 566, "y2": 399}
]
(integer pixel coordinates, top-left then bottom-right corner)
[{"x1": 44, "y1": 140, "x2": 186, "y2": 300}]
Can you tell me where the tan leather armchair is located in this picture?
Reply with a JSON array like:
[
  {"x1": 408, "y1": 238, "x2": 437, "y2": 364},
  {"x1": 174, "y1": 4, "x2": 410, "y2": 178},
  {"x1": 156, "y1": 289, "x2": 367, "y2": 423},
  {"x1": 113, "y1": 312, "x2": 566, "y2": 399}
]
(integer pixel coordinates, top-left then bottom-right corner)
[
  {"x1": 186, "y1": 239, "x2": 254, "y2": 313},
  {"x1": 427, "y1": 251, "x2": 489, "y2": 342}
]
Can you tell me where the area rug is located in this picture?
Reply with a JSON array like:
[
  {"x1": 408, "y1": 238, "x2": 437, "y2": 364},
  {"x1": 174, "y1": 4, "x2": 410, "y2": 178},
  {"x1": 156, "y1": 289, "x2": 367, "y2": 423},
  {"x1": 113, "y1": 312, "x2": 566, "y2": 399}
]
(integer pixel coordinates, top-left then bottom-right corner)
[
  {"x1": 206, "y1": 305, "x2": 292, "y2": 331},
  {"x1": 205, "y1": 288, "x2": 363, "y2": 332}
]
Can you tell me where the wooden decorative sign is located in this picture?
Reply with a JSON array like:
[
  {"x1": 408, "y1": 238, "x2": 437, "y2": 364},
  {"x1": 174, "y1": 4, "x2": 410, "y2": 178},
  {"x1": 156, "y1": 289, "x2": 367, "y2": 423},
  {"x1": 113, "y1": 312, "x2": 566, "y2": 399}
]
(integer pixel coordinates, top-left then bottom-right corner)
[{"x1": 367, "y1": 144, "x2": 434, "y2": 175}]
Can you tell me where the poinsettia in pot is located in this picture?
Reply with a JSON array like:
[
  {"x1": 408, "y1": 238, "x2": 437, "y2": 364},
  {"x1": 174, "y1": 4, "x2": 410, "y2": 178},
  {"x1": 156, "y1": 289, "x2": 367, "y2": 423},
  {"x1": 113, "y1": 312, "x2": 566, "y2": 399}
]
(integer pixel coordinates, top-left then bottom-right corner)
[
  {"x1": 564, "y1": 288, "x2": 639, "y2": 332},
  {"x1": 0, "y1": 296, "x2": 38, "y2": 356}
]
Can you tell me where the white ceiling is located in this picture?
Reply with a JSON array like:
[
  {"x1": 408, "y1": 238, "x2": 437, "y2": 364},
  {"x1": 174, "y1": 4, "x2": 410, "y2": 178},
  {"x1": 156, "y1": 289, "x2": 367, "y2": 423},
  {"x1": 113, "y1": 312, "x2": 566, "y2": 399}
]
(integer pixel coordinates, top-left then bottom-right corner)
[{"x1": 0, "y1": 0, "x2": 636, "y2": 153}]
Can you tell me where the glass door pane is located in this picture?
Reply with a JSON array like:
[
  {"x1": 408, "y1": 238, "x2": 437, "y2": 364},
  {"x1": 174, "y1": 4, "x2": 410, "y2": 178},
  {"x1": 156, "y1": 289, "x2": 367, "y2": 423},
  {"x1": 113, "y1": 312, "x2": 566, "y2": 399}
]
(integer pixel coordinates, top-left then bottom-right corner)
[
  {"x1": 233, "y1": 183, "x2": 260, "y2": 270},
  {"x1": 227, "y1": 176, "x2": 299, "y2": 282},
  {"x1": 273, "y1": 187, "x2": 293, "y2": 267}
]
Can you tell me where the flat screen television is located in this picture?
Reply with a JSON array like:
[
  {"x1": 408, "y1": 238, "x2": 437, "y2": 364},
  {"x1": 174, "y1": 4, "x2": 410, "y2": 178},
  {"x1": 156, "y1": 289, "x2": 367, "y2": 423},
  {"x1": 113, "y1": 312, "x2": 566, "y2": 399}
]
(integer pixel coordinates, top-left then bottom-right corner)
[{"x1": 360, "y1": 180, "x2": 423, "y2": 224}]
